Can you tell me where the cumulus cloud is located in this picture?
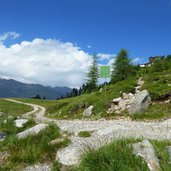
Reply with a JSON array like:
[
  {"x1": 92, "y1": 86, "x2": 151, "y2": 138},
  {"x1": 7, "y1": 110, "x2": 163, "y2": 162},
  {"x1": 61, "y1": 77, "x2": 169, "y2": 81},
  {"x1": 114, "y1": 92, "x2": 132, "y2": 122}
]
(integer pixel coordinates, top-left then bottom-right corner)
[
  {"x1": 97, "y1": 53, "x2": 115, "y2": 61},
  {"x1": 0, "y1": 32, "x2": 20, "y2": 43},
  {"x1": 0, "y1": 38, "x2": 92, "y2": 87},
  {"x1": 132, "y1": 57, "x2": 142, "y2": 64}
]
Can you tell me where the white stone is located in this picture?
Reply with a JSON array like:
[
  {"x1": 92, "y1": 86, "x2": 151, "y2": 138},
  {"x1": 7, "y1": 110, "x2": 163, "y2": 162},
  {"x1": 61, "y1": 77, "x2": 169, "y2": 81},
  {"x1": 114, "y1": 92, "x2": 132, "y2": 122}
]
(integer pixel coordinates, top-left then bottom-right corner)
[
  {"x1": 165, "y1": 99, "x2": 170, "y2": 104},
  {"x1": 132, "y1": 140, "x2": 161, "y2": 171},
  {"x1": 83, "y1": 105, "x2": 94, "y2": 117},
  {"x1": 15, "y1": 119, "x2": 28, "y2": 128},
  {"x1": 50, "y1": 138, "x2": 65, "y2": 145},
  {"x1": 99, "y1": 88, "x2": 103, "y2": 92},
  {"x1": 113, "y1": 105, "x2": 120, "y2": 111},
  {"x1": 17, "y1": 123, "x2": 48, "y2": 139},
  {"x1": 118, "y1": 99, "x2": 126, "y2": 111},
  {"x1": 22, "y1": 164, "x2": 52, "y2": 171},
  {"x1": 128, "y1": 93, "x2": 134, "y2": 99},
  {"x1": 123, "y1": 93, "x2": 129, "y2": 100},
  {"x1": 112, "y1": 97, "x2": 122, "y2": 103},
  {"x1": 115, "y1": 110, "x2": 122, "y2": 114}
]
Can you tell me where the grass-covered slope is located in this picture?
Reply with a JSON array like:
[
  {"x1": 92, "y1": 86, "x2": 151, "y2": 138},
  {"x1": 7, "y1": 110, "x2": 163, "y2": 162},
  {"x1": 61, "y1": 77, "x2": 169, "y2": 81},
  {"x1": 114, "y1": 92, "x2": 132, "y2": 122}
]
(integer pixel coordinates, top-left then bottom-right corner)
[
  {"x1": 13, "y1": 64, "x2": 171, "y2": 120},
  {"x1": 16, "y1": 77, "x2": 137, "y2": 119},
  {"x1": 142, "y1": 69, "x2": 171, "y2": 100},
  {"x1": 0, "y1": 99, "x2": 33, "y2": 117}
]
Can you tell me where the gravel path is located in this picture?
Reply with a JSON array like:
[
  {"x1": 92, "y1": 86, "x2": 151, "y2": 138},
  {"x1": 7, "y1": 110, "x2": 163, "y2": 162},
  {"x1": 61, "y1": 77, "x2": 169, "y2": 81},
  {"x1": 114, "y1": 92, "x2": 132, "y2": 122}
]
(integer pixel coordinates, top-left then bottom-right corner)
[
  {"x1": 5, "y1": 99, "x2": 51, "y2": 123},
  {"x1": 5, "y1": 99, "x2": 171, "y2": 166}
]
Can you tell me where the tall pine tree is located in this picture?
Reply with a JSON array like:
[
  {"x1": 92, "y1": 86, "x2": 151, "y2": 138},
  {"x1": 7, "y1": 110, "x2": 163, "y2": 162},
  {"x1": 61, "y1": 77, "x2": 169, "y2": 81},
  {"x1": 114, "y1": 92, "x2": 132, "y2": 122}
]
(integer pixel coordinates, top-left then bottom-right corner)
[
  {"x1": 111, "y1": 49, "x2": 132, "y2": 82},
  {"x1": 87, "y1": 55, "x2": 99, "y2": 91}
]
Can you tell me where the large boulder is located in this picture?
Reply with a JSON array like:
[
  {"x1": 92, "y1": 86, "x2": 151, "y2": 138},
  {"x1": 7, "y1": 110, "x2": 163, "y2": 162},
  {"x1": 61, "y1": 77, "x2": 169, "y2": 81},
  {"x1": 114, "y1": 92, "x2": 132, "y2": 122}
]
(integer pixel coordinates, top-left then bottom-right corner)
[
  {"x1": 17, "y1": 123, "x2": 48, "y2": 139},
  {"x1": 83, "y1": 105, "x2": 93, "y2": 117},
  {"x1": 132, "y1": 140, "x2": 161, "y2": 171},
  {"x1": 129, "y1": 90, "x2": 151, "y2": 114}
]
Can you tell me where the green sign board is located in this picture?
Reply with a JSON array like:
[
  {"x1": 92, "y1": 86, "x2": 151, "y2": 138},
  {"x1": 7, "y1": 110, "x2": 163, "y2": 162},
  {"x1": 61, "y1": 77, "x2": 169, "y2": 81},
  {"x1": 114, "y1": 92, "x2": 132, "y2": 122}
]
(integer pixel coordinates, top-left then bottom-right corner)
[{"x1": 100, "y1": 66, "x2": 111, "y2": 78}]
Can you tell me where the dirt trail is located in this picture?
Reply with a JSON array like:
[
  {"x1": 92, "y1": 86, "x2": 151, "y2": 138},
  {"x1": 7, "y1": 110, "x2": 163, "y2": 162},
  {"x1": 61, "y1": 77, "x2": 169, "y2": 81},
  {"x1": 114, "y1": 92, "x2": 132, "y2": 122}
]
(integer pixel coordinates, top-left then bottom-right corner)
[{"x1": 5, "y1": 99, "x2": 50, "y2": 122}]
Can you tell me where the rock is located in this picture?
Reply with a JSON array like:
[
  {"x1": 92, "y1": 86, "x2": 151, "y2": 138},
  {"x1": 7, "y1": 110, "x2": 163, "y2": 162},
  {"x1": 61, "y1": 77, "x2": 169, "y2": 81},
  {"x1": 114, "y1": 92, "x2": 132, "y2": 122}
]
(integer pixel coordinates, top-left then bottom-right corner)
[
  {"x1": 112, "y1": 97, "x2": 122, "y2": 104},
  {"x1": 0, "y1": 132, "x2": 6, "y2": 140},
  {"x1": 22, "y1": 163, "x2": 52, "y2": 171},
  {"x1": 50, "y1": 138, "x2": 65, "y2": 145},
  {"x1": 83, "y1": 105, "x2": 93, "y2": 117},
  {"x1": 99, "y1": 88, "x2": 103, "y2": 92},
  {"x1": 132, "y1": 140, "x2": 161, "y2": 171},
  {"x1": 0, "y1": 151, "x2": 9, "y2": 165},
  {"x1": 128, "y1": 93, "x2": 134, "y2": 100},
  {"x1": 165, "y1": 99, "x2": 170, "y2": 104},
  {"x1": 118, "y1": 99, "x2": 126, "y2": 111},
  {"x1": 137, "y1": 78, "x2": 144, "y2": 86},
  {"x1": 113, "y1": 105, "x2": 120, "y2": 111},
  {"x1": 123, "y1": 93, "x2": 129, "y2": 100},
  {"x1": 0, "y1": 112, "x2": 4, "y2": 117},
  {"x1": 129, "y1": 90, "x2": 151, "y2": 114},
  {"x1": 15, "y1": 119, "x2": 28, "y2": 128},
  {"x1": 166, "y1": 146, "x2": 171, "y2": 164},
  {"x1": 17, "y1": 124, "x2": 48, "y2": 139},
  {"x1": 115, "y1": 110, "x2": 121, "y2": 114}
]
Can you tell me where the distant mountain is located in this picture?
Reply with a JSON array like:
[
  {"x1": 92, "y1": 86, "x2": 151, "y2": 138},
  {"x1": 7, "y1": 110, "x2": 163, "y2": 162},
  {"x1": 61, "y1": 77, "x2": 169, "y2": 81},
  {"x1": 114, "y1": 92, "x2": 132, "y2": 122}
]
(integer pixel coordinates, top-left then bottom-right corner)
[{"x1": 0, "y1": 78, "x2": 72, "y2": 100}]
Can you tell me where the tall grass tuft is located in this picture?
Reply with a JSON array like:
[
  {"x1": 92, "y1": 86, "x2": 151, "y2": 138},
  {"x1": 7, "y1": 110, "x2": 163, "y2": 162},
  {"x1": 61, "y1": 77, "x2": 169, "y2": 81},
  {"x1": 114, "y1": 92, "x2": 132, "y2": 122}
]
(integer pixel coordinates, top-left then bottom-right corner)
[{"x1": 77, "y1": 139, "x2": 149, "y2": 171}]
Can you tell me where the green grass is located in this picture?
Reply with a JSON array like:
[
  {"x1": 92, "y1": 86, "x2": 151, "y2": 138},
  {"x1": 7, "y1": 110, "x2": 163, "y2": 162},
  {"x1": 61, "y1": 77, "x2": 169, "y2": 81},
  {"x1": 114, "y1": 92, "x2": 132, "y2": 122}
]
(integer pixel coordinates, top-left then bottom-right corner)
[
  {"x1": 75, "y1": 139, "x2": 171, "y2": 171},
  {"x1": 78, "y1": 131, "x2": 91, "y2": 138},
  {"x1": 0, "y1": 99, "x2": 33, "y2": 117},
  {"x1": 0, "y1": 123, "x2": 70, "y2": 171},
  {"x1": 16, "y1": 77, "x2": 137, "y2": 119},
  {"x1": 0, "y1": 98, "x2": 36, "y2": 136},
  {"x1": 131, "y1": 102, "x2": 171, "y2": 120},
  {"x1": 142, "y1": 69, "x2": 171, "y2": 101},
  {"x1": 76, "y1": 139, "x2": 149, "y2": 171},
  {"x1": 0, "y1": 117, "x2": 36, "y2": 136},
  {"x1": 151, "y1": 140, "x2": 171, "y2": 171}
]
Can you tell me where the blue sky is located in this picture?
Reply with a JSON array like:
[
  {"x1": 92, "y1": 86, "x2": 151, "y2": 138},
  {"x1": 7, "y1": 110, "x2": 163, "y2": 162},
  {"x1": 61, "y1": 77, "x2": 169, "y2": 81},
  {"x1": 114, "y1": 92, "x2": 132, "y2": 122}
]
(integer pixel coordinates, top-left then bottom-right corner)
[{"x1": 0, "y1": 0, "x2": 171, "y2": 87}]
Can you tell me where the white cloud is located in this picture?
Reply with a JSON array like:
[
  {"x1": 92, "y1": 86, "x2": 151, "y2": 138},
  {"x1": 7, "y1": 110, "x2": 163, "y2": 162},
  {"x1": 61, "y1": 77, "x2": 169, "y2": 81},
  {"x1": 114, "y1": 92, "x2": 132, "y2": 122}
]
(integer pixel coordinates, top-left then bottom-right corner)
[
  {"x1": 97, "y1": 53, "x2": 115, "y2": 61},
  {"x1": 0, "y1": 32, "x2": 20, "y2": 43},
  {"x1": 132, "y1": 57, "x2": 142, "y2": 64},
  {"x1": 0, "y1": 38, "x2": 92, "y2": 87},
  {"x1": 87, "y1": 45, "x2": 91, "y2": 49}
]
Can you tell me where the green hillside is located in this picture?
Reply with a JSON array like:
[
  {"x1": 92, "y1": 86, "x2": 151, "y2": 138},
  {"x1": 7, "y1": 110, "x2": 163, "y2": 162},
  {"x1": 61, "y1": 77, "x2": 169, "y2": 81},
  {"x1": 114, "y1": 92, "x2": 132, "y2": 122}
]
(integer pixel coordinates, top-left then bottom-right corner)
[{"x1": 16, "y1": 65, "x2": 171, "y2": 121}]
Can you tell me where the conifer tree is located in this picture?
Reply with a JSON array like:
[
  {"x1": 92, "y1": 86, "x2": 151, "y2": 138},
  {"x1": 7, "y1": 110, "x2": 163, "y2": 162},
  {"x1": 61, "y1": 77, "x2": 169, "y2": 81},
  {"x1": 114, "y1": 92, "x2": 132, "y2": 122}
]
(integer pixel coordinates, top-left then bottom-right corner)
[
  {"x1": 111, "y1": 49, "x2": 132, "y2": 82},
  {"x1": 87, "y1": 55, "x2": 99, "y2": 91}
]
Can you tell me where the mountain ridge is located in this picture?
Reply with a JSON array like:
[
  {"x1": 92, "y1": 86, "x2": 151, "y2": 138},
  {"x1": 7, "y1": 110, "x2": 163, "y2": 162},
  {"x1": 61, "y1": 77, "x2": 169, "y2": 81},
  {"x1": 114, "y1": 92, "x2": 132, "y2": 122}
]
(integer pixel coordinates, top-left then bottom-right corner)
[{"x1": 0, "y1": 78, "x2": 71, "y2": 100}]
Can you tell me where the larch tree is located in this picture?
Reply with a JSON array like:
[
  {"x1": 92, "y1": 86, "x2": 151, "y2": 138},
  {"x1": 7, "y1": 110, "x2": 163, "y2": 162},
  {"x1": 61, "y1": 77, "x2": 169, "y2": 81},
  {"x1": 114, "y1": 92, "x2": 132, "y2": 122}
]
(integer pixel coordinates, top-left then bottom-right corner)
[{"x1": 111, "y1": 49, "x2": 132, "y2": 82}]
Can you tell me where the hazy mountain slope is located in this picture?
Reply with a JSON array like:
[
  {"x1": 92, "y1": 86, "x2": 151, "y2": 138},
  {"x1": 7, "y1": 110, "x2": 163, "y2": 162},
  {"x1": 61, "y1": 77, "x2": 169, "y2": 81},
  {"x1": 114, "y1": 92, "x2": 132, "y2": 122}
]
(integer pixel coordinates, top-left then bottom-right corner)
[{"x1": 0, "y1": 78, "x2": 71, "y2": 99}]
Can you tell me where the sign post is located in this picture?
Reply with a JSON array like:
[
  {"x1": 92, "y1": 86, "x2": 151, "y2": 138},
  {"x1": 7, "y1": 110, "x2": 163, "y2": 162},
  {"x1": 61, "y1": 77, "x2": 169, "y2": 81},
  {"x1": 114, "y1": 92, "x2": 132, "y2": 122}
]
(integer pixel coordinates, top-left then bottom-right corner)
[{"x1": 100, "y1": 66, "x2": 111, "y2": 93}]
